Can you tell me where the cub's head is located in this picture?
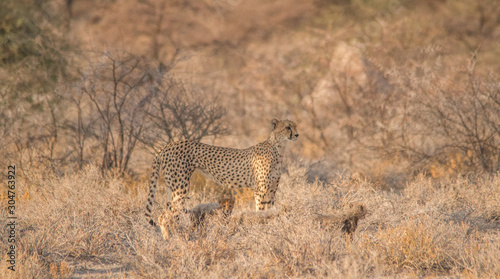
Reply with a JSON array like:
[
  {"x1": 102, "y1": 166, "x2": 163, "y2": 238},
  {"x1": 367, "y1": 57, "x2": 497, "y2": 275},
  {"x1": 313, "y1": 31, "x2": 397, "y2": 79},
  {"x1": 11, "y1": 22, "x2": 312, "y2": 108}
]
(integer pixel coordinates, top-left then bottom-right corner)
[
  {"x1": 270, "y1": 118, "x2": 299, "y2": 142},
  {"x1": 218, "y1": 194, "x2": 236, "y2": 218}
]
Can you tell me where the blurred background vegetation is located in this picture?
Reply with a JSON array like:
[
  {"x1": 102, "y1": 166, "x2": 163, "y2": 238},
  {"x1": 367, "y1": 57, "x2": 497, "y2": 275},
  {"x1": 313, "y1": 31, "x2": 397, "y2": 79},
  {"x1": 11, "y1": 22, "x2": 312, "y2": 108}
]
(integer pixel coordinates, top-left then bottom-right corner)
[{"x1": 1, "y1": 0, "x2": 500, "y2": 187}]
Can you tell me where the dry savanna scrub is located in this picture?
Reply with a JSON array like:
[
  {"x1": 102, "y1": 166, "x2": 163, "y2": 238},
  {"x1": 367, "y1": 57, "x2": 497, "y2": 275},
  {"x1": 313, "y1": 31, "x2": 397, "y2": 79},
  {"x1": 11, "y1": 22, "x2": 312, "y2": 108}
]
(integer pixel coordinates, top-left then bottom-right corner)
[
  {"x1": 0, "y1": 164, "x2": 499, "y2": 278},
  {"x1": 2, "y1": 0, "x2": 500, "y2": 278}
]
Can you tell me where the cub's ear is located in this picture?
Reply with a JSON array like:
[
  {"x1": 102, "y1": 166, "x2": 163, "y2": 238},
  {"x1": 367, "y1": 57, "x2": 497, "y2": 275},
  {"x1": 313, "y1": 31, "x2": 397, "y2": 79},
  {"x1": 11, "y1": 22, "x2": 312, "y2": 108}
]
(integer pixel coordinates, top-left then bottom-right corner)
[{"x1": 271, "y1": 118, "x2": 279, "y2": 130}]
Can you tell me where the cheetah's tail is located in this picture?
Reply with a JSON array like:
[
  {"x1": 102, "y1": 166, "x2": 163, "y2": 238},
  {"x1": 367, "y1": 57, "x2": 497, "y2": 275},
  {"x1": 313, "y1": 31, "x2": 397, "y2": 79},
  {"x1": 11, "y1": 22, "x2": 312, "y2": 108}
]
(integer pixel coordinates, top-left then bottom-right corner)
[{"x1": 145, "y1": 155, "x2": 160, "y2": 226}]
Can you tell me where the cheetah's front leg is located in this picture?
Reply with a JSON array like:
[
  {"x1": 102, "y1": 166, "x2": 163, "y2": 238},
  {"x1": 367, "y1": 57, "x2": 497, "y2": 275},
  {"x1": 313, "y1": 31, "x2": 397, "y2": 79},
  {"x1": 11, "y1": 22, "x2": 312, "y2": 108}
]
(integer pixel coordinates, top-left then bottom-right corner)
[
  {"x1": 263, "y1": 178, "x2": 279, "y2": 210},
  {"x1": 254, "y1": 178, "x2": 279, "y2": 211},
  {"x1": 254, "y1": 180, "x2": 266, "y2": 211}
]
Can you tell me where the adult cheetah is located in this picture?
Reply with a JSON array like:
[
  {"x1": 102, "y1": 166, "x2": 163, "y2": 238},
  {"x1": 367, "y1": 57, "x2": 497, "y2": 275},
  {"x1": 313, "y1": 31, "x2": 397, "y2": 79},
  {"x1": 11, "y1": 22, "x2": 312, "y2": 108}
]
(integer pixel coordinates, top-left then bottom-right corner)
[{"x1": 145, "y1": 119, "x2": 299, "y2": 231}]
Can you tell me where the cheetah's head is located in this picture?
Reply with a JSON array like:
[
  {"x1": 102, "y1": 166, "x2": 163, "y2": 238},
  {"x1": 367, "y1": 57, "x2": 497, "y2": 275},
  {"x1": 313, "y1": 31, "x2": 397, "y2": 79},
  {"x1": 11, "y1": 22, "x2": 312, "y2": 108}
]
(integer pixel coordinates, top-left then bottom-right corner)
[{"x1": 271, "y1": 118, "x2": 299, "y2": 142}]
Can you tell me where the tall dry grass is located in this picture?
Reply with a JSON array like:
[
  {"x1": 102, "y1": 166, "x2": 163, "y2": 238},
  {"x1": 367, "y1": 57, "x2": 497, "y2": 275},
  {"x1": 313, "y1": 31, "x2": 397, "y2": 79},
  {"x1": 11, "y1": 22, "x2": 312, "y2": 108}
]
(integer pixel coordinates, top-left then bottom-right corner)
[{"x1": 1, "y1": 162, "x2": 498, "y2": 278}]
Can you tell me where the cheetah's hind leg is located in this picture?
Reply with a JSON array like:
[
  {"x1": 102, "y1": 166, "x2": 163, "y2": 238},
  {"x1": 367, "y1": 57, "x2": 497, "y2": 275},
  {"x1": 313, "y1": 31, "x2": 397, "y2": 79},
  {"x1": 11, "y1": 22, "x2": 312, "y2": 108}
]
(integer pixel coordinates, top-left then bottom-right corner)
[
  {"x1": 157, "y1": 202, "x2": 173, "y2": 240},
  {"x1": 158, "y1": 195, "x2": 191, "y2": 239}
]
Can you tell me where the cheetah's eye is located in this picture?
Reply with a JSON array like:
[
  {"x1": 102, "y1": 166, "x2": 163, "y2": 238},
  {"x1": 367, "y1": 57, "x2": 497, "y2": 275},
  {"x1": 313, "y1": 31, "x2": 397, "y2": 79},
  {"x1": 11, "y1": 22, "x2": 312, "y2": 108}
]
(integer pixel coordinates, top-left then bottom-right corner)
[{"x1": 286, "y1": 126, "x2": 291, "y2": 131}]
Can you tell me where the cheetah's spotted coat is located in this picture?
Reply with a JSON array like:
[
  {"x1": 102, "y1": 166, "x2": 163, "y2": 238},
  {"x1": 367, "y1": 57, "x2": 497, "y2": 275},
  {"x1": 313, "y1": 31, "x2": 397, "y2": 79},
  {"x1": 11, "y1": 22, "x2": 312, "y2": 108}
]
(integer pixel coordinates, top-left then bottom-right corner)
[{"x1": 145, "y1": 119, "x2": 298, "y2": 234}]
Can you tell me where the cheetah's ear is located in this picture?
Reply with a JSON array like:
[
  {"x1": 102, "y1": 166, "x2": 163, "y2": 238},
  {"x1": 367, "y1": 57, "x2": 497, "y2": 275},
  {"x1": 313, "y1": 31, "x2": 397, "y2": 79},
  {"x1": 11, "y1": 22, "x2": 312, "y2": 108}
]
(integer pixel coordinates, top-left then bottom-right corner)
[{"x1": 271, "y1": 118, "x2": 279, "y2": 130}]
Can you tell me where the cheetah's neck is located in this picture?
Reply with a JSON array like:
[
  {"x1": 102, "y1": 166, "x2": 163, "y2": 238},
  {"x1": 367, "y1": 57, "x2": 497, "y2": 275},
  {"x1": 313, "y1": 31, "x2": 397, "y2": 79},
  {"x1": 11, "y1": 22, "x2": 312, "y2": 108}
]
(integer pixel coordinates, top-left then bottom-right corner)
[{"x1": 266, "y1": 137, "x2": 288, "y2": 157}]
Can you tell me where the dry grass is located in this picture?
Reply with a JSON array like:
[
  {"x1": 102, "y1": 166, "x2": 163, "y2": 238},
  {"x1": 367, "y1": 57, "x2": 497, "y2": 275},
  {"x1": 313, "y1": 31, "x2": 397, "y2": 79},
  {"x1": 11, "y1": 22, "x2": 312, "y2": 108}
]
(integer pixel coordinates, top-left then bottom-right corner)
[{"x1": 1, "y1": 163, "x2": 498, "y2": 278}]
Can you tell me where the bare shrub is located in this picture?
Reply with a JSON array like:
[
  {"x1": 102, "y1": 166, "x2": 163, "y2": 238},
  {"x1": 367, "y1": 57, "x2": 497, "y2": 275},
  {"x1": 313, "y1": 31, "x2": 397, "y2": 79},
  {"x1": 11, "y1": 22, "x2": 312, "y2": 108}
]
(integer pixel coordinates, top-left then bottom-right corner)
[
  {"x1": 375, "y1": 53, "x2": 500, "y2": 176},
  {"x1": 59, "y1": 51, "x2": 227, "y2": 174},
  {"x1": 142, "y1": 76, "x2": 229, "y2": 150},
  {"x1": 68, "y1": 51, "x2": 152, "y2": 174},
  {"x1": 413, "y1": 70, "x2": 500, "y2": 174},
  {"x1": 323, "y1": 45, "x2": 500, "y2": 179}
]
